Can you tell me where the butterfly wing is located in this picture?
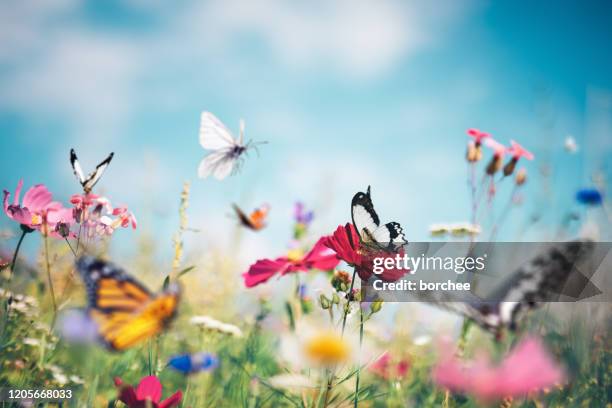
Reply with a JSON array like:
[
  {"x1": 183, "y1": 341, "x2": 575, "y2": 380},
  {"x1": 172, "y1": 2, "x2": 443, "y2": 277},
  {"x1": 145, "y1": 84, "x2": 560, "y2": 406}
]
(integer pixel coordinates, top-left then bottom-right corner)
[
  {"x1": 70, "y1": 148, "x2": 86, "y2": 184},
  {"x1": 351, "y1": 186, "x2": 406, "y2": 251},
  {"x1": 233, "y1": 204, "x2": 256, "y2": 229},
  {"x1": 371, "y1": 222, "x2": 407, "y2": 251},
  {"x1": 351, "y1": 186, "x2": 380, "y2": 238},
  {"x1": 197, "y1": 151, "x2": 236, "y2": 180},
  {"x1": 416, "y1": 240, "x2": 594, "y2": 335},
  {"x1": 199, "y1": 111, "x2": 238, "y2": 151},
  {"x1": 76, "y1": 256, "x2": 180, "y2": 351},
  {"x1": 83, "y1": 152, "x2": 114, "y2": 193}
]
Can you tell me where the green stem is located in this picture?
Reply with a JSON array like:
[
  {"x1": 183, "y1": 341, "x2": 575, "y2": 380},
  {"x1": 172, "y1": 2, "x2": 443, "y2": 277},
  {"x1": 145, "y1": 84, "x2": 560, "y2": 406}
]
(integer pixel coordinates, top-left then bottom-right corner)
[
  {"x1": 354, "y1": 305, "x2": 364, "y2": 408},
  {"x1": 323, "y1": 268, "x2": 358, "y2": 408},
  {"x1": 8, "y1": 228, "x2": 28, "y2": 280},
  {"x1": 44, "y1": 234, "x2": 58, "y2": 330}
]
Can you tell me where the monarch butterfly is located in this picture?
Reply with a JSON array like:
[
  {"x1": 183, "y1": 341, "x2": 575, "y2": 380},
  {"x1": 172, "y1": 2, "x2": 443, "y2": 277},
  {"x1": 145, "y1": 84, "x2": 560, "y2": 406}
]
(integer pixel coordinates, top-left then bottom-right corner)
[
  {"x1": 232, "y1": 203, "x2": 269, "y2": 231},
  {"x1": 70, "y1": 148, "x2": 114, "y2": 194},
  {"x1": 76, "y1": 256, "x2": 180, "y2": 351}
]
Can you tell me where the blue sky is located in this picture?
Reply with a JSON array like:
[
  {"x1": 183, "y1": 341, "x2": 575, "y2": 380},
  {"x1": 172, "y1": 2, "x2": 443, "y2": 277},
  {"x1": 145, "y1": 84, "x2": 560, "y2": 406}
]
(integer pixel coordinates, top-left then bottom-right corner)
[{"x1": 1, "y1": 0, "x2": 610, "y2": 264}]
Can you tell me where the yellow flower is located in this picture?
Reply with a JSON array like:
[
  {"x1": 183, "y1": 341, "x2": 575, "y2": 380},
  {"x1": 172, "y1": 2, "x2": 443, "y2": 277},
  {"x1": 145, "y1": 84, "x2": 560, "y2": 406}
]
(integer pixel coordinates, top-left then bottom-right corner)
[{"x1": 304, "y1": 331, "x2": 350, "y2": 366}]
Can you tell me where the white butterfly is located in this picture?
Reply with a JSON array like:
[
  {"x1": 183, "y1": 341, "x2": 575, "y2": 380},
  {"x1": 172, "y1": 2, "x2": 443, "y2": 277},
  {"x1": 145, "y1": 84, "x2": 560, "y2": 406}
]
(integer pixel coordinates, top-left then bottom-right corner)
[
  {"x1": 70, "y1": 148, "x2": 114, "y2": 194},
  {"x1": 197, "y1": 112, "x2": 264, "y2": 180},
  {"x1": 351, "y1": 186, "x2": 407, "y2": 252}
]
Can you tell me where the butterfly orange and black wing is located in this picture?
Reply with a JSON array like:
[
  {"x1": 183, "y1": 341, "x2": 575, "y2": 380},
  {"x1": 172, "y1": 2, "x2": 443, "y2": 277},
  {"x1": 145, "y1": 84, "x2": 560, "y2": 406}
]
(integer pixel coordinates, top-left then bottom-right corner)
[{"x1": 77, "y1": 256, "x2": 180, "y2": 351}]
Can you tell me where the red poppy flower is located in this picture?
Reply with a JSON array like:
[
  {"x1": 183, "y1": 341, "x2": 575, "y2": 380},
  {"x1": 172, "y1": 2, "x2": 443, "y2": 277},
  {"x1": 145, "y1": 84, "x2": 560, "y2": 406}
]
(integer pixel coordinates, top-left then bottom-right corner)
[
  {"x1": 114, "y1": 376, "x2": 182, "y2": 408},
  {"x1": 243, "y1": 237, "x2": 340, "y2": 288}
]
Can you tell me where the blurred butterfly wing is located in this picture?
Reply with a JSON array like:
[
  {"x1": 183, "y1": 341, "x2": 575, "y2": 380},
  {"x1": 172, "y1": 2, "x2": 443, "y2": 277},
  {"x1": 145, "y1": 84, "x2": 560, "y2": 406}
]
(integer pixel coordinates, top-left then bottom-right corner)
[
  {"x1": 199, "y1": 111, "x2": 238, "y2": 150},
  {"x1": 198, "y1": 151, "x2": 235, "y2": 180},
  {"x1": 96, "y1": 292, "x2": 180, "y2": 351},
  {"x1": 484, "y1": 240, "x2": 594, "y2": 330},
  {"x1": 77, "y1": 256, "x2": 151, "y2": 312},
  {"x1": 70, "y1": 149, "x2": 86, "y2": 184},
  {"x1": 416, "y1": 240, "x2": 594, "y2": 335},
  {"x1": 233, "y1": 204, "x2": 256, "y2": 229},
  {"x1": 76, "y1": 256, "x2": 180, "y2": 351},
  {"x1": 82, "y1": 152, "x2": 114, "y2": 192},
  {"x1": 351, "y1": 186, "x2": 380, "y2": 239}
]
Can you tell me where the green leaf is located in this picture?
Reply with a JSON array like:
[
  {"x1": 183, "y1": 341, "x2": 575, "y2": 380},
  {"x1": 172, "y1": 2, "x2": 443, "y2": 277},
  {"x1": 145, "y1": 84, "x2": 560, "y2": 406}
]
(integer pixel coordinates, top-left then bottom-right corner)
[{"x1": 176, "y1": 265, "x2": 196, "y2": 279}]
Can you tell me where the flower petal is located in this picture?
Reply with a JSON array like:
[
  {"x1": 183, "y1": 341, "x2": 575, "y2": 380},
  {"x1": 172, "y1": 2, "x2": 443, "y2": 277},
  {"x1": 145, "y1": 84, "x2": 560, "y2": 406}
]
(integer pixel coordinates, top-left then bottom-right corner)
[
  {"x1": 136, "y1": 375, "x2": 162, "y2": 403},
  {"x1": 243, "y1": 258, "x2": 290, "y2": 287},
  {"x1": 158, "y1": 391, "x2": 183, "y2": 408}
]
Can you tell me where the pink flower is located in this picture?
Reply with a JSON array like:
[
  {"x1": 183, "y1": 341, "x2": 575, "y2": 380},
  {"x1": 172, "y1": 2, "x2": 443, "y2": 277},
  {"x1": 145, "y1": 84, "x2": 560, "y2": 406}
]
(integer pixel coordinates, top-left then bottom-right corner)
[
  {"x1": 114, "y1": 376, "x2": 182, "y2": 408},
  {"x1": 467, "y1": 129, "x2": 490, "y2": 145},
  {"x1": 113, "y1": 206, "x2": 137, "y2": 229},
  {"x1": 483, "y1": 138, "x2": 507, "y2": 158},
  {"x1": 70, "y1": 193, "x2": 136, "y2": 237},
  {"x1": 507, "y1": 140, "x2": 534, "y2": 161},
  {"x1": 243, "y1": 238, "x2": 340, "y2": 287},
  {"x1": 3, "y1": 180, "x2": 74, "y2": 234},
  {"x1": 369, "y1": 351, "x2": 410, "y2": 380},
  {"x1": 433, "y1": 336, "x2": 565, "y2": 402},
  {"x1": 323, "y1": 224, "x2": 407, "y2": 282}
]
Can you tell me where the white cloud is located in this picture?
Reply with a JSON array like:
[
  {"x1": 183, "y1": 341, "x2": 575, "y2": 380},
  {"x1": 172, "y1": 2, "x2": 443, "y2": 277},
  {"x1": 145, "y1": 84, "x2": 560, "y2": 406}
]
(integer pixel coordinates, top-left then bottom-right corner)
[{"x1": 177, "y1": 0, "x2": 473, "y2": 79}]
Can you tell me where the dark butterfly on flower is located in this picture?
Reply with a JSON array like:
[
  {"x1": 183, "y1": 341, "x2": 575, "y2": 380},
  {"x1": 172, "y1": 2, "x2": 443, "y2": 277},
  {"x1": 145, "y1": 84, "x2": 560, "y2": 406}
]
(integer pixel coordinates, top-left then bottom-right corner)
[
  {"x1": 232, "y1": 203, "x2": 269, "y2": 231},
  {"x1": 76, "y1": 256, "x2": 180, "y2": 351},
  {"x1": 419, "y1": 240, "x2": 594, "y2": 338},
  {"x1": 351, "y1": 186, "x2": 407, "y2": 252},
  {"x1": 70, "y1": 148, "x2": 114, "y2": 194}
]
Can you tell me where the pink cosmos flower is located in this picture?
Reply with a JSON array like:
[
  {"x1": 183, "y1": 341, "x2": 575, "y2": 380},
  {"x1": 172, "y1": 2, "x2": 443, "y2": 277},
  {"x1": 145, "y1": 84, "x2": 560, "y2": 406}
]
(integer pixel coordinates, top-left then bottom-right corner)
[
  {"x1": 507, "y1": 140, "x2": 534, "y2": 161},
  {"x1": 433, "y1": 336, "x2": 565, "y2": 402},
  {"x1": 467, "y1": 129, "x2": 490, "y2": 145},
  {"x1": 369, "y1": 351, "x2": 410, "y2": 380},
  {"x1": 3, "y1": 180, "x2": 74, "y2": 234},
  {"x1": 243, "y1": 238, "x2": 340, "y2": 288},
  {"x1": 70, "y1": 193, "x2": 136, "y2": 237},
  {"x1": 323, "y1": 224, "x2": 407, "y2": 282},
  {"x1": 114, "y1": 376, "x2": 182, "y2": 408}
]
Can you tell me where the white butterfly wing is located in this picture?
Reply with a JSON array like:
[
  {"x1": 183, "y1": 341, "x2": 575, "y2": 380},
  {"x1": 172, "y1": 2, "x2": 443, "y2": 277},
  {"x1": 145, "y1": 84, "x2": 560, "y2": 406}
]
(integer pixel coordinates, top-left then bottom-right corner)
[
  {"x1": 198, "y1": 151, "x2": 236, "y2": 180},
  {"x1": 199, "y1": 112, "x2": 238, "y2": 151},
  {"x1": 212, "y1": 157, "x2": 235, "y2": 180},
  {"x1": 70, "y1": 149, "x2": 86, "y2": 184},
  {"x1": 352, "y1": 205, "x2": 379, "y2": 238},
  {"x1": 83, "y1": 152, "x2": 114, "y2": 192}
]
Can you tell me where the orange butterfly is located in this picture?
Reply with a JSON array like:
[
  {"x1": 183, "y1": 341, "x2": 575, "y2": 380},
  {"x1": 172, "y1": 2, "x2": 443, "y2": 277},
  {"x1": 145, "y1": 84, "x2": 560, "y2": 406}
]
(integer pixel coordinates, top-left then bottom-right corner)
[
  {"x1": 232, "y1": 203, "x2": 270, "y2": 231},
  {"x1": 76, "y1": 256, "x2": 180, "y2": 351}
]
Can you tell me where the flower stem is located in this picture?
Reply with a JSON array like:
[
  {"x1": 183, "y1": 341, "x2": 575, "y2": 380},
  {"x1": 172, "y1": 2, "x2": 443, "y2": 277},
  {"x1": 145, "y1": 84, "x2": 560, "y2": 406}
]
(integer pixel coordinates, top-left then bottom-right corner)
[
  {"x1": 44, "y1": 234, "x2": 58, "y2": 330},
  {"x1": 64, "y1": 238, "x2": 77, "y2": 257},
  {"x1": 353, "y1": 305, "x2": 364, "y2": 408},
  {"x1": 8, "y1": 228, "x2": 28, "y2": 280},
  {"x1": 341, "y1": 268, "x2": 358, "y2": 337}
]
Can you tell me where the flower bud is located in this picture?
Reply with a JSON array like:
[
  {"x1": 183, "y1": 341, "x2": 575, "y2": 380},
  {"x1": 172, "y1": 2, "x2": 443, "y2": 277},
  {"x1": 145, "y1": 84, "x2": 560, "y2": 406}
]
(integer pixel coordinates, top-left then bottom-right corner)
[
  {"x1": 319, "y1": 294, "x2": 330, "y2": 309},
  {"x1": 466, "y1": 143, "x2": 482, "y2": 163},
  {"x1": 515, "y1": 168, "x2": 527, "y2": 185},
  {"x1": 486, "y1": 155, "x2": 503, "y2": 175},
  {"x1": 331, "y1": 293, "x2": 340, "y2": 304},
  {"x1": 370, "y1": 299, "x2": 383, "y2": 314},
  {"x1": 503, "y1": 157, "x2": 518, "y2": 177},
  {"x1": 55, "y1": 222, "x2": 70, "y2": 238}
]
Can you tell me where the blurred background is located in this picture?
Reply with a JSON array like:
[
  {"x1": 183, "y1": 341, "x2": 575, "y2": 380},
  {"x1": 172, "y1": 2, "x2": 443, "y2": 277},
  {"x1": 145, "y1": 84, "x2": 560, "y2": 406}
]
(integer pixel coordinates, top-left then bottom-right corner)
[{"x1": 1, "y1": 0, "x2": 611, "y2": 265}]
